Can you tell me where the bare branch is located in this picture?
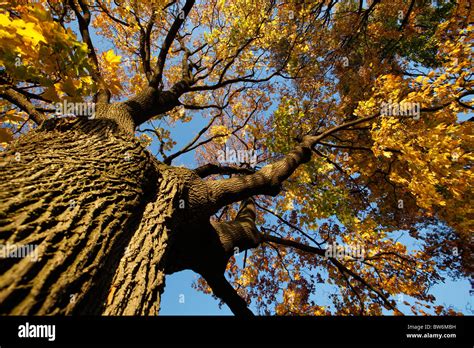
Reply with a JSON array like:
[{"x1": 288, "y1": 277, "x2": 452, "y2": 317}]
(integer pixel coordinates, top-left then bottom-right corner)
[
  {"x1": 96, "y1": 0, "x2": 131, "y2": 27},
  {"x1": 163, "y1": 112, "x2": 220, "y2": 164},
  {"x1": 6, "y1": 86, "x2": 53, "y2": 103},
  {"x1": 164, "y1": 93, "x2": 260, "y2": 164},
  {"x1": 262, "y1": 234, "x2": 397, "y2": 312},
  {"x1": 254, "y1": 201, "x2": 324, "y2": 247},
  {"x1": 150, "y1": 0, "x2": 196, "y2": 88}
]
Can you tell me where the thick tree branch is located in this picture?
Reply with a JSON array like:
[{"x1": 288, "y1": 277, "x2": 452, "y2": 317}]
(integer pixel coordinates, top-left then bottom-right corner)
[
  {"x1": 123, "y1": 0, "x2": 196, "y2": 125},
  {"x1": 6, "y1": 85, "x2": 53, "y2": 103},
  {"x1": 176, "y1": 34, "x2": 195, "y2": 83},
  {"x1": 139, "y1": 11, "x2": 157, "y2": 82},
  {"x1": 150, "y1": 0, "x2": 195, "y2": 88},
  {"x1": 123, "y1": 83, "x2": 187, "y2": 126},
  {"x1": 398, "y1": 0, "x2": 416, "y2": 31},
  {"x1": 212, "y1": 198, "x2": 261, "y2": 255},
  {"x1": 202, "y1": 273, "x2": 254, "y2": 317},
  {"x1": 202, "y1": 199, "x2": 259, "y2": 316},
  {"x1": 194, "y1": 163, "x2": 256, "y2": 178},
  {"x1": 0, "y1": 87, "x2": 46, "y2": 125},
  {"x1": 69, "y1": 0, "x2": 110, "y2": 103}
]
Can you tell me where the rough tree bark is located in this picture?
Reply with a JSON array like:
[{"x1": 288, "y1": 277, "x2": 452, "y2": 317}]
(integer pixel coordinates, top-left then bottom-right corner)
[
  {"x1": 0, "y1": 104, "x2": 262, "y2": 316},
  {"x1": 0, "y1": 114, "x2": 162, "y2": 314}
]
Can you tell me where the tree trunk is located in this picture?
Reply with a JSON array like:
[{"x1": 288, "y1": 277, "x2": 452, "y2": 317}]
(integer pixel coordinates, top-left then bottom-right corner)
[
  {"x1": 0, "y1": 111, "x2": 269, "y2": 316},
  {"x1": 0, "y1": 117, "x2": 180, "y2": 315}
]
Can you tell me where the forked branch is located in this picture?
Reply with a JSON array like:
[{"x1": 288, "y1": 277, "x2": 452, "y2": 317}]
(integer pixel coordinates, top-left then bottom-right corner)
[{"x1": 207, "y1": 115, "x2": 378, "y2": 211}]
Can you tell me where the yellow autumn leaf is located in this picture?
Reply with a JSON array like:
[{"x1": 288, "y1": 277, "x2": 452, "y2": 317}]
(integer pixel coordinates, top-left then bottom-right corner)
[
  {"x1": 15, "y1": 22, "x2": 46, "y2": 45},
  {"x1": 210, "y1": 125, "x2": 230, "y2": 144},
  {"x1": 103, "y1": 49, "x2": 121, "y2": 64},
  {"x1": 415, "y1": 75, "x2": 425, "y2": 83},
  {"x1": 0, "y1": 13, "x2": 11, "y2": 26}
]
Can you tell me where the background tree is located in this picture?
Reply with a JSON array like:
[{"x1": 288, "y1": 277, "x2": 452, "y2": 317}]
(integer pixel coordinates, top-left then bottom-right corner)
[{"x1": 0, "y1": 0, "x2": 472, "y2": 316}]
